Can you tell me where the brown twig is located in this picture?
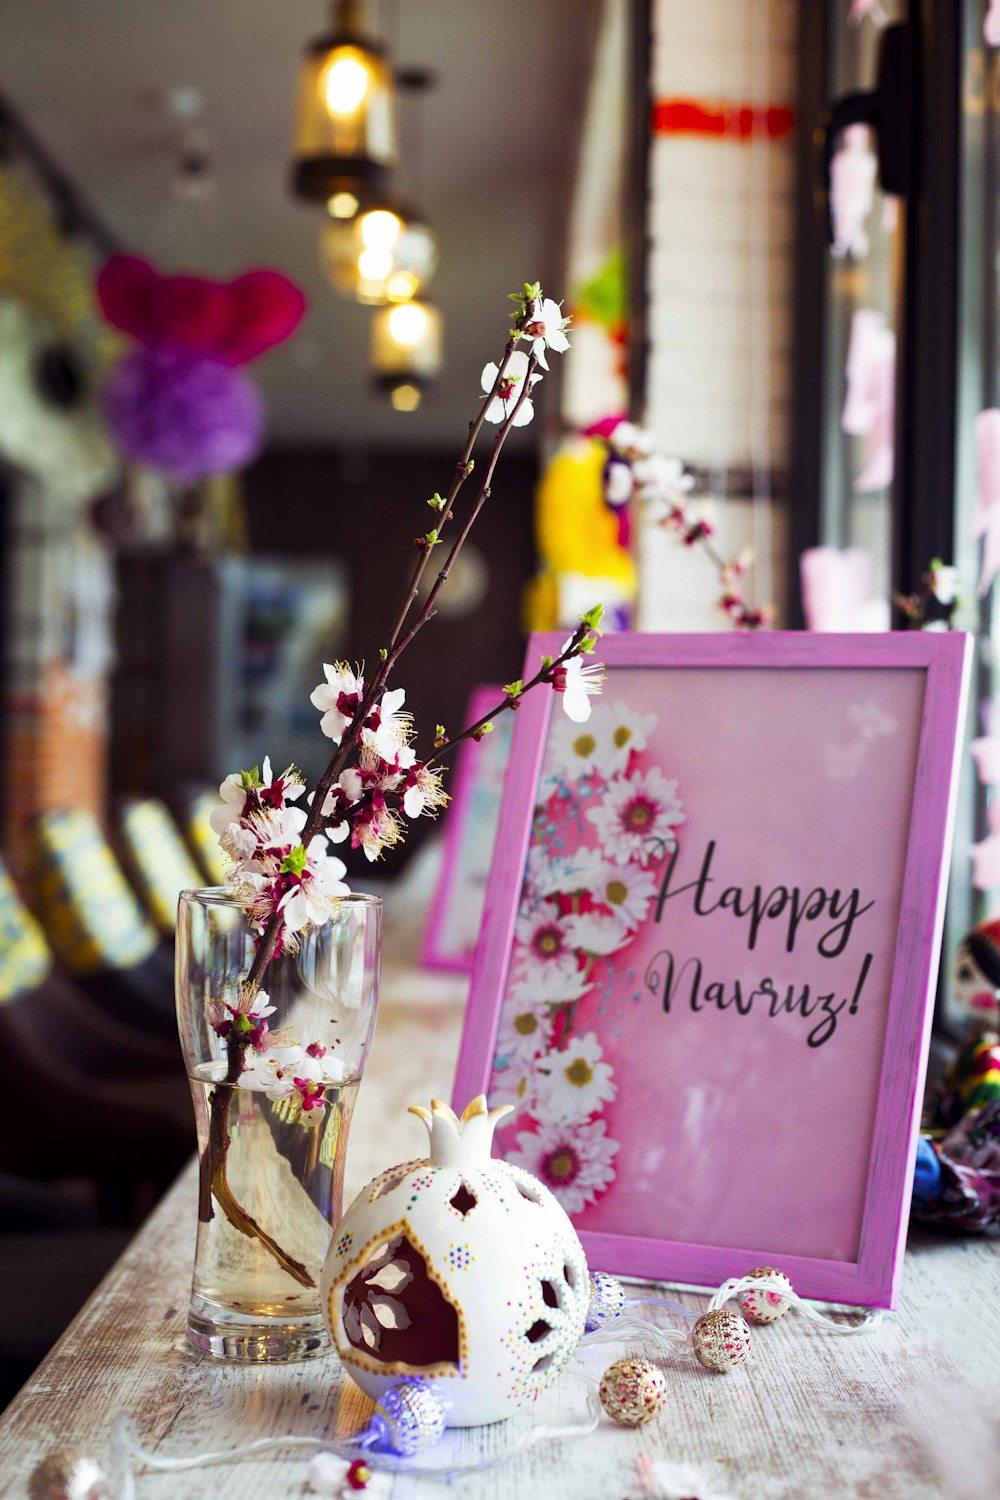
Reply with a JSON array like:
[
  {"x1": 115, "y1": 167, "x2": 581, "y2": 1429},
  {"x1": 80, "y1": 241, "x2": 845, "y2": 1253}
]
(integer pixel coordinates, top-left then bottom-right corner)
[
  {"x1": 200, "y1": 304, "x2": 553, "y2": 1268},
  {"x1": 425, "y1": 627, "x2": 588, "y2": 768}
]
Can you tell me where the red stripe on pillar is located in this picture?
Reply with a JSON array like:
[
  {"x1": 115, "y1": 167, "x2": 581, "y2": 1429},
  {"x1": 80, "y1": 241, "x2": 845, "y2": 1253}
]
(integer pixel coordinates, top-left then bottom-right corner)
[{"x1": 651, "y1": 99, "x2": 796, "y2": 140}]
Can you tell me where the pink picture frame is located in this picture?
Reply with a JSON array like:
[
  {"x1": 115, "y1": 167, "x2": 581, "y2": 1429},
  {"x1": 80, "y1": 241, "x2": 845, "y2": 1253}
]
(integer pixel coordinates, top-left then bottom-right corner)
[
  {"x1": 422, "y1": 686, "x2": 513, "y2": 973},
  {"x1": 453, "y1": 632, "x2": 971, "y2": 1308}
]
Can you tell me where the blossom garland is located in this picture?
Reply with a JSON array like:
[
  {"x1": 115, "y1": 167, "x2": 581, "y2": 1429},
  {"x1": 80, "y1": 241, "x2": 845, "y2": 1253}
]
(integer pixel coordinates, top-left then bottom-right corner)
[
  {"x1": 200, "y1": 284, "x2": 607, "y2": 1281},
  {"x1": 602, "y1": 420, "x2": 773, "y2": 630},
  {"x1": 490, "y1": 697, "x2": 683, "y2": 1217}
]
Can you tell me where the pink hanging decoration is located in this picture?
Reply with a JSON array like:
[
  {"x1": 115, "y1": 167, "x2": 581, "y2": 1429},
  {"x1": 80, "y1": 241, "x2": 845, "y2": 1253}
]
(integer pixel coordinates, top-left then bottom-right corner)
[
  {"x1": 973, "y1": 410, "x2": 1000, "y2": 596},
  {"x1": 829, "y1": 125, "x2": 877, "y2": 260},
  {"x1": 800, "y1": 546, "x2": 890, "y2": 632},
  {"x1": 842, "y1": 309, "x2": 895, "y2": 493},
  {"x1": 971, "y1": 736, "x2": 1000, "y2": 785},
  {"x1": 972, "y1": 801, "x2": 1000, "y2": 892},
  {"x1": 986, "y1": 1, "x2": 1000, "y2": 46}
]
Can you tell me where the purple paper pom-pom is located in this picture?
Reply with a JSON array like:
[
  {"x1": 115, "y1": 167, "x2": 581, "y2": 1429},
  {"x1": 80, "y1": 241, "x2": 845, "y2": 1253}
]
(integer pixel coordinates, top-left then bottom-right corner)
[{"x1": 103, "y1": 347, "x2": 264, "y2": 483}]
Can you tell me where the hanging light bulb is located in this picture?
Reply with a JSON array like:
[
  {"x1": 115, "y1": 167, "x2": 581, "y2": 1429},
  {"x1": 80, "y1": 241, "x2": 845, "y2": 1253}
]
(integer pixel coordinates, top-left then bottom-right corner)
[
  {"x1": 291, "y1": 0, "x2": 397, "y2": 204},
  {"x1": 371, "y1": 299, "x2": 442, "y2": 409},
  {"x1": 319, "y1": 202, "x2": 438, "y2": 305}
]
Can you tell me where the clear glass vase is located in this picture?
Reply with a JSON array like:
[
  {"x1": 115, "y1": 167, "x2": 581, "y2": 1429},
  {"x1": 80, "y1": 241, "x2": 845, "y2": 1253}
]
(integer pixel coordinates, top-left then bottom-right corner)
[{"x1": 176, "y1": 889, "x2": 381, "y2": 1362}]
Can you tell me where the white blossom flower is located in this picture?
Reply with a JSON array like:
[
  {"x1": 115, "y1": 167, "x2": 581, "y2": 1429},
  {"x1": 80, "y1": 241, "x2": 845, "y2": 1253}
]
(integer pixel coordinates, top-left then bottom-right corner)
[
  {"x1": 218, "y1": 820, "x2": 258, "y2": 864},
  {"x1": 562, "y1": 908, "x2": 630, "y2": 957},
  {"x1": 239, "y1": 1043, "x2": 306, "y2": 1100},
  {"x1": 522, "y1": 297, "x2": 570, "y2": 369},
  {"x1": 481, "y1": 350, "x2": 541, "y2": 427},
  {"x1": 632, "y1": 452, "x2": 693, "y2": 521},
  {"x1": 494, "y1": 998, "x2": 553, "y2": 1077},
  {"x1": 534, "y1": 1031, "x2": 617, "y2": 1121},
  {"x1": 279, "y1": 842, "x2": 350, "y2": 932},
  {"x1": 608, "y1": 421, "x2": 655, "y2": 459},
  {"x1": 525, "y1": 845, "x2": 606, "y2": 901},
  {"x1": 507, "y1": 1116, "x2": 619, "y2": 1215},
  {"x1": 365, "y1": 686, "x2": 411, "y2": 760},
  {"x1": 506, "y1": 961, "x2": 591, "y2": 1007},
  {"x1": 513, "y1": 907, "x2": 580, "y2": 985},
  {"x1": 209, "y1": 772, "x2": 248, "y2": 836},
  {"x1": 310, "y1": 663, "x2": 364, "y2": 743},
  {"x1": 640, "y1": 1458, "x2": 735, "y2": 1500},
  {"x1": 928, "y1": 560, "x2": 959, "y2": 605},
  {"x1": 308, "y1": 1453, "x2": 391, "y2": 1498},
  {"x1": 586, "y1": 766, "x2": 685, "y2": 865},
  {"x1": 294, "y1": 1042, "x2": 349, "y2": 1088},
  {"x1": 586, "y1": 860, "x2": 659, "y2": 931},
  {"x1": 553, "y1": 641, "x2": 606, "y2": 724},
  {"x1": 247, "y1": 803, "x2": 308, "y2": 851},
  {"x1": 600, "y1": 700, "x2": 658, "y2": 773},
  {"x1": 402, "y1": 763, "x2": 448, "y2": 818}
]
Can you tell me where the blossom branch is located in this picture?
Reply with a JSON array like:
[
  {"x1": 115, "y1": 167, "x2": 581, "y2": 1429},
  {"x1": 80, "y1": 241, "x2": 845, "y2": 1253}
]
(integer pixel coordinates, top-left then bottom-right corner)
[{"x1": 425, "y1": 626, "x2": 590, "y2": 768}]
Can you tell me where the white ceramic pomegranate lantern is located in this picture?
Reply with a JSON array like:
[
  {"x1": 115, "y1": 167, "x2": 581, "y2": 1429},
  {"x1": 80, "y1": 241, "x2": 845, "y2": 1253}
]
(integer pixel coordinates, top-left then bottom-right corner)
[{"x1": 321, "y1": 1096, "x2": 589, "y2": 1427}]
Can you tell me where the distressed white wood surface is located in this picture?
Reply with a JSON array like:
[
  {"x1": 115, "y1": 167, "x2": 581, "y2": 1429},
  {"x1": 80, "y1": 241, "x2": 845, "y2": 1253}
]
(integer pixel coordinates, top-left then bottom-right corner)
[{"x1": 4, "y1": 971, "x2": 1000, "y2": 1499}]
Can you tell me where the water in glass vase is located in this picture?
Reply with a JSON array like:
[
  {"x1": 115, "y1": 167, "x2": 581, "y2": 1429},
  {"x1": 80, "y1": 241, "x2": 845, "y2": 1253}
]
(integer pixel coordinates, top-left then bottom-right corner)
[{"x1": 186, "y1": 1062, "x2": 358, "y2": 1360}]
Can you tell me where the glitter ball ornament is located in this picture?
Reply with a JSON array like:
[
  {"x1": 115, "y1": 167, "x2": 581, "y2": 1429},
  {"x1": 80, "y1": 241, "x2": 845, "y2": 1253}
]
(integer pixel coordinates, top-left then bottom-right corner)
[
  {"x1": 369, "y1": 1376, "x2": 446, "y2": 1456},
  {"x1": 322, "y1": 1097, "x2": 589, "y2": 1427},
  {"x1": 739, "y1": 1266, "x2": 794, "y2": 1324},
  {"x1": 692, "y1": 1309, "x2": 752, "y2": 1372},
  {"x1": 598, "y1": 1356, "x2": 668, "y2": 1426},
  {"x1": 27, "y1": 1451, "x2": 111, "y2": 1500},
  {"x1": 585, "y1": 1270, "x2": 626, "y2": 1332}
]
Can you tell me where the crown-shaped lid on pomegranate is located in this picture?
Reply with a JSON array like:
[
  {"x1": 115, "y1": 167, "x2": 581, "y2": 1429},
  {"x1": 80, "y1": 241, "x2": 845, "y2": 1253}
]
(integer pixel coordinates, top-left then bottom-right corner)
[{"x1": 408, "y1": 1096, "x2": 514, "y2": 1170}]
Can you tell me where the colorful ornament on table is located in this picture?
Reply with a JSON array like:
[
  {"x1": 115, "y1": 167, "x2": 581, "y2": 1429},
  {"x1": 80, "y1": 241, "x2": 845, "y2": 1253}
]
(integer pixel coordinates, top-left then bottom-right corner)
[
  {"x1": 96, "y1": 253, "x2": 306, "y2": 482},
  {"x1": 579, "y1": 1263, "x2": 879, "y2": 1421},
  {"x1": 320, "y1": 1096, "x2": 590, "y2": 1427},
  {"x1": 911, "y1": 916, "x2": 1000, "y2": 1233},
  {"x1": 598, "y1": 1356, "x2": 667, "y2": 1426}
]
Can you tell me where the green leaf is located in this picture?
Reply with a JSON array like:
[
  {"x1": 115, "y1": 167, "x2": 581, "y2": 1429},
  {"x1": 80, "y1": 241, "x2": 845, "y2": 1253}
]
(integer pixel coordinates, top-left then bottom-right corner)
[
  {"x1": 428, "y1": 492, "x2": 445, "y2": 511},
  {"x1": 579, "y1": 602, "x2": 605, "y2": 633},
  {"x1": 379, "y1": 647, "x2": 388, "y2": 661},
  {"x1": 539, "y1": 654, "x2": 554, "y2": 669},
  {"x1": 280, "y1": 844, "x2": 309, "y2": 875},
  {"x1": 240, "y1": 766, "x2": 262, "y2": 789},
  {"x1": 503, "y1": 680, "x2": 523, "y2": 699}
]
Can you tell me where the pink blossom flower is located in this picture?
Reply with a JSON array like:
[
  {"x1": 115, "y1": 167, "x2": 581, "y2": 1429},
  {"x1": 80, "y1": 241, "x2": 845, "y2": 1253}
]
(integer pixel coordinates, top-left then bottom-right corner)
[
  {"x1": 513, "y1": 907, "x2": 580, "y2": 985},
  {"x1": 586, "y1": 766, "x2": 684, "y2": 865},
  {"x1": 507, "y1": 1117, "x2": 619, "y2": 1216}
]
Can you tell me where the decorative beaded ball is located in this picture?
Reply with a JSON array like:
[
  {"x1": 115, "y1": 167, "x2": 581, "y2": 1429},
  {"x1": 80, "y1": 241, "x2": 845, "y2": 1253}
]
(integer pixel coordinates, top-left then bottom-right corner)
[
  {"x1": 370, "y1": 1377, "x2": 446, "y2": 1456},
  {"x1": 598, "y1": 1356, "x2": 668, "y2": 1427},
  {"x1": 585, "y1": 1270, "x2": 627, "y2": 1332},
  {"x1": 739, "y1": 1266, "x2": 794, "y2": 1325},
  {"x1": 27, "y1": 1451, "x2": 110, "y2": 1500},
  {"x1": 691, "y1": 1309, "x2": 752, "y2": 1372}
]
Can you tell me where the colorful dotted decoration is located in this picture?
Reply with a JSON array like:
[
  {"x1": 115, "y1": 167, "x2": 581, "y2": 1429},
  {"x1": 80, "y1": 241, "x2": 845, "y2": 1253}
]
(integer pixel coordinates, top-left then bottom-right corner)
[
  {"x1": 335, "y1": 1230, "x2": 354, "y2": 1257},
  {"x1": 447, "y1": 1243, "x2": 474, "y2": 1270}
]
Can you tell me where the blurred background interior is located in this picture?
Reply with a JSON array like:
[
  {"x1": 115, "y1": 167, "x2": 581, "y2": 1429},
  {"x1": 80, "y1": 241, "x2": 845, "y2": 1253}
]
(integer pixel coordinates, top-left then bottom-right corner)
[{"x1": 0, "y1": 0, "x2": 997, "y2": 1408}]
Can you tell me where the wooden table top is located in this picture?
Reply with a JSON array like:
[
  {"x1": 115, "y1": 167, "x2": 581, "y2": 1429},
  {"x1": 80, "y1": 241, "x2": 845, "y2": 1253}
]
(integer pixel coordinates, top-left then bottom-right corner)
[{"x1": 4, "y1": 973, "x2": 1000, "y2": 1499}]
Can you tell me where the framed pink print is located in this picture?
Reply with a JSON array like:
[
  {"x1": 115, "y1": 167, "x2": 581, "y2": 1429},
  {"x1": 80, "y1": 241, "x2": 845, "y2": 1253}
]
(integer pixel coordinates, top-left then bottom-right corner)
[
  {"x1": 422, "y1": 686, "x2": 515, "y2": 972},
  {"x1": 453, "y1": 632, "x2": 972, "y2": 1308}
]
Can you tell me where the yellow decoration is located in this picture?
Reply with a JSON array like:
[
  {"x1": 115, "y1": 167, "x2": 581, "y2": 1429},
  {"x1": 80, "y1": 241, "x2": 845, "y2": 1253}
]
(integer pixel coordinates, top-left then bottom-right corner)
[
  {"x1": 0, "y1": 167, "x2": 119, "y2": 366},
  {"x1": 524, "y1": 437, "x2": 636, "y2": 633},
  {"x1": 28, "y1": 809, "x2": 158, "y2": 975},
  {"x1": 0, "y1": 859, "x2": 50, "y2": 1004},
  {"x1": 118, "y1": 799, "x2": 205, "y2": 936},
  {"x1": 534, "y1": 438, "x2": 635, "y2": 585}
]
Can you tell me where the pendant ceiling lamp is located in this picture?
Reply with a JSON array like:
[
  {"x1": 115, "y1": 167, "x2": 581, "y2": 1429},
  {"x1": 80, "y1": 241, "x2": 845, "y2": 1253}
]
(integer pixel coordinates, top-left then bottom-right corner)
[
  {"x1": 371, "y1": 298, "x2": 442, "y2": 410},
  {"x1": 291, "y1": 0, "x2": 397, "y2": 204},
  {"x1": 319, "y1": 201, "x2": 438, "y2": 305}
]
